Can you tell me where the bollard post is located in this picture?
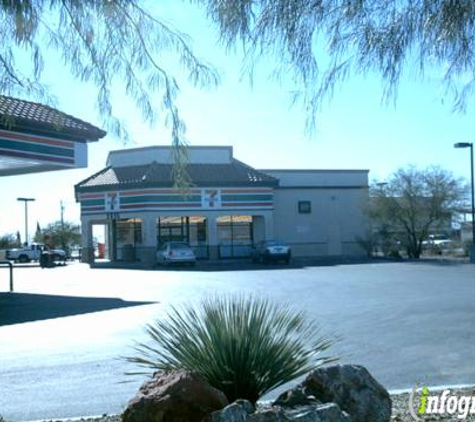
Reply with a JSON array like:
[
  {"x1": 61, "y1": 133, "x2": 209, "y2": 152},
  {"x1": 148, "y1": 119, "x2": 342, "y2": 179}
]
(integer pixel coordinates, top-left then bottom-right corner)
[{"x1": 0, "y1": 260, "x2": 14, "y2": 292}]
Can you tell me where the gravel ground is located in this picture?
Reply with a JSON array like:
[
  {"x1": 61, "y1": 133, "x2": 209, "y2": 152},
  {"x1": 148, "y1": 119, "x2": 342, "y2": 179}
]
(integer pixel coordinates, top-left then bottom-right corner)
[{"x1": 6, "y1": 387, "x2": 475, "y2": 422}]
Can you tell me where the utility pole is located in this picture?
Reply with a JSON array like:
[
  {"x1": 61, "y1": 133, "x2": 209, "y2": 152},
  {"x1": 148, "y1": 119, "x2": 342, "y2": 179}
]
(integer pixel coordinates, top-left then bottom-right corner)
[
  {"x1": 60, "y1": 200, "x2": 66, "y2": 250},
  {"x1": 454, "y1": 142, "x2": 475, "y2": 262},
  {"x1": 17, "y1": 197, "x2": 35, "y2": 245}
]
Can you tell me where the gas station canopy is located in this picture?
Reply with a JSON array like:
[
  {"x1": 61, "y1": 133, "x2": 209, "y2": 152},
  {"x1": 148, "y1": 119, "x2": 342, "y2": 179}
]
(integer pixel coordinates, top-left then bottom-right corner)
[{"x1": 0, "y1": 95, "x2": 106, "y2": 176}]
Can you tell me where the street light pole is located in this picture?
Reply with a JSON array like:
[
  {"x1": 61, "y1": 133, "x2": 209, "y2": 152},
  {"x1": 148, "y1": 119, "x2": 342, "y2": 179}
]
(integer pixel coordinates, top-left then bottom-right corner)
[
  {"x1": 17, "y1": 197, "x2": 35, "y2": 245},
  {"x1": 454, "y1": 142, "x2": 475, "y2": 244}
]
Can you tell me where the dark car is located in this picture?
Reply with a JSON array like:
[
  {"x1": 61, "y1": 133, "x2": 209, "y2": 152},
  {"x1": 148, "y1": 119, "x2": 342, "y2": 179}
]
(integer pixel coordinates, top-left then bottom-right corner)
[{"x1": 252, "y1": 240, "x2": 291, "y2": 264}]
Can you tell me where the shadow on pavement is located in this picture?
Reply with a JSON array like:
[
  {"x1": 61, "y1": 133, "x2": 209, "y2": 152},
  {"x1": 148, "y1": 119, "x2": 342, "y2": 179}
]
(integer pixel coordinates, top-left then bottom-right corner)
[{"x1": 0, "y1": 293, "x2": 155, "y2": 327}]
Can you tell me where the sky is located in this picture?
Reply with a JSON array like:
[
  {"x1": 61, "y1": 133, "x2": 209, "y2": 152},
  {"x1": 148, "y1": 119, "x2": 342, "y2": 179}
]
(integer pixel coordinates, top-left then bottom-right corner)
[{"x1": 1, "y1": 1, "x2": 475, "y2": 239}]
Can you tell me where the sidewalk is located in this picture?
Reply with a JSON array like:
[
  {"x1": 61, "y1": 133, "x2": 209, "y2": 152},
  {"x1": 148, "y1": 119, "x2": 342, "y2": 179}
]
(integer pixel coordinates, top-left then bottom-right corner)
[{"x1": 88, "y1": 255, "x2": 394, "y2": 271}]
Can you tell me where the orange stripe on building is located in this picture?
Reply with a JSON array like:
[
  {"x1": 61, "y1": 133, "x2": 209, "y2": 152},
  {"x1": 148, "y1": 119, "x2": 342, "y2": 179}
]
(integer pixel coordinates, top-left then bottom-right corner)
[{"x1": 80, "y1": 193, "x2": 104, "y2": 199}]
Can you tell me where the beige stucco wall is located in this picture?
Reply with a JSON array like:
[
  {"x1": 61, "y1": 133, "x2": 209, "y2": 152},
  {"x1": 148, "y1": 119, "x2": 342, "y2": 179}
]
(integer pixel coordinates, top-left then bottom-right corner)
[
  {"x1": 265, "y1": 169, "x2": 369, "y2": 258},
  {"x1": 272, "y1": 188, "x2": 369, "y2": 257}
]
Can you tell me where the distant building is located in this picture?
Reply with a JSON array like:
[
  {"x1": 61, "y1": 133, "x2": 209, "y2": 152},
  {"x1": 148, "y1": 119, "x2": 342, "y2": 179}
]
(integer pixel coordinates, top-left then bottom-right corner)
[{"x1": 75, "y1": 146, "x2": 369, "y2": 264}]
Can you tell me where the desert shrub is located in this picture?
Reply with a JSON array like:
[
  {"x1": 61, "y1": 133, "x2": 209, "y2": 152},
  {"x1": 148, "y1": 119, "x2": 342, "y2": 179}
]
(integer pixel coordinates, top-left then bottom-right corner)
[{"x1": 126, "y1": 295, "x2": 336, "y2": 404}]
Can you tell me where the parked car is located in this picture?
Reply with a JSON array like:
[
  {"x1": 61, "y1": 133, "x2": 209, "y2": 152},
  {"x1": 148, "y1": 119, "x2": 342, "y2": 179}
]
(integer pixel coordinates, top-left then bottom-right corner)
[
  {"x1": 69, "y1": 247, "x2": 82, "y2": 260},
  {"x1": 422, "y1": 234, "x2": 453, "y2": 248},
  {"x1": 156, "y1": 242, "x2": 196, "y2": 266},
  {"x1": 252, "y1": 240, "x2": 291, "y2": 264}
]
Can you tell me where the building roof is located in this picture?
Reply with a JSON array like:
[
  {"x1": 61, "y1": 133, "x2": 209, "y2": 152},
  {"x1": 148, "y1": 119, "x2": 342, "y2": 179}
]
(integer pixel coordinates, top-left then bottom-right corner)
[
  {"x1": 76, "y1": 159, "x2": 278, "y2": 191},
  {"x1": 0, "y1": 95, "x2": 106, "y2": 141}
]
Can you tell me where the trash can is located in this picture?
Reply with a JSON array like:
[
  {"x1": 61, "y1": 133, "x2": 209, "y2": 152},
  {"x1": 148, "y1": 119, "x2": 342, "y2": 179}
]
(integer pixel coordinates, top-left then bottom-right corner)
[
  {"x1": 97, "y1": 242, "x2": 106, "y2": 259},
  {"x1": 469, "y1": 244, "x2": 475, "y2": 264},
  {"x1": 123, "y1": 244, "x2": 135, "y2": 262},
  {"x1": 40, "y1": 251, "x2": 53, "y2": 268}
]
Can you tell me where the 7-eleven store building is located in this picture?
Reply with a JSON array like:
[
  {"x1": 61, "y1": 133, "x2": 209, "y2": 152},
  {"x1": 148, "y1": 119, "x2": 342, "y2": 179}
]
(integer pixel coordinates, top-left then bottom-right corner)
[{"x1": 75, "y1": 146, "x2": 369, "y2": 265}]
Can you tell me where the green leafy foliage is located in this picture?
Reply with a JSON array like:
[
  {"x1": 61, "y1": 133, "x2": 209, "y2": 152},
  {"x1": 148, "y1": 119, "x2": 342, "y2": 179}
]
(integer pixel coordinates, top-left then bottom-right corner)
[{"x1": 126, "y1": 295, "x2": 336, "y2": 404}]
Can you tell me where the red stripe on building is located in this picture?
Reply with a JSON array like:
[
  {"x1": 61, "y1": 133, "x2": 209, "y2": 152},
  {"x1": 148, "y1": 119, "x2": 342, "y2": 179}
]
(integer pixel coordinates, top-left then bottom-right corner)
[
  {"x1": 80, "y1": 193, "x2": 104, "y2": 199},
  {"x1": 81, "y1": 206, "x2": 104, "y2": 212}
]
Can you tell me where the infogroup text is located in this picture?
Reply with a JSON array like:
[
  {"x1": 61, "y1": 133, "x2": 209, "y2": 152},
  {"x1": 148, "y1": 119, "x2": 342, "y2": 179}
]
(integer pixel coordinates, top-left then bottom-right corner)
[{"x1": 409, "y1": 387, "x2": 475, "y2": 420}]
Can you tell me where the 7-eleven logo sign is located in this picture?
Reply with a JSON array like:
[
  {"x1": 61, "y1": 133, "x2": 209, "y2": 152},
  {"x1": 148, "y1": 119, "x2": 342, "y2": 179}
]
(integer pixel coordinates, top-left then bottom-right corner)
[
  {"x1": 105, "y1": 192, "x2": 120, "y2": 212},
  {"x1": 202, "y1": 189, "x2": 221, "y2": 209}
]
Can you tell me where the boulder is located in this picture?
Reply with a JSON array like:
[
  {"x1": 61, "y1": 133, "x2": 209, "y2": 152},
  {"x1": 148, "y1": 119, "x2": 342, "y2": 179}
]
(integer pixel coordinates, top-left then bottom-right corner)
[
  {"x1": 205, "y1": 399, "x2": 255, "y2": 422},
  {"x1": 247, "y1": 403, "x2": 350, "y2": 422},
  {"x1": 300, "y1": 364, "x2": 391, "y2": 422},
  {"x1": 122, "y1": 370, "x2": 228, "y2": 422}
]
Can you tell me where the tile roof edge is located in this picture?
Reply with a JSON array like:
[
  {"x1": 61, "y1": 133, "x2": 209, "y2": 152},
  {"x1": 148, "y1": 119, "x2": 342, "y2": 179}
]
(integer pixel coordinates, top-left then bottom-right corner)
[
  {"x1": 232, "y1": 158, "x2": 278, "y2": 181},
  {"x1": 0, "y1": 95, "x2": 107, "y2": 140},
  {"x1": 75, "y1": 166, "x2": 113, "y2": 191}
]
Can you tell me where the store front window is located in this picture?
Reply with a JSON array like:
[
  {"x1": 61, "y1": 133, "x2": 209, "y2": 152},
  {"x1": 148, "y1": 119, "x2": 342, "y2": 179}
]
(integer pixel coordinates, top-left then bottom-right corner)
[
  {"x1": 217, "y1": 215, "x2": 253, "y2": 258},
  {"x1": 157, "y1": 216, "x2": 208, "y2": 258}
]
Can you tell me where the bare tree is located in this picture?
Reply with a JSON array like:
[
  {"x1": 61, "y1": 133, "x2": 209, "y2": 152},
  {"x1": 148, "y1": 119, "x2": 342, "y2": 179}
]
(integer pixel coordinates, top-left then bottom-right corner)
[
  {"x1": 369, "y1": 166, "x2": 467, "y2": 258},
  {"x1": 0, "y1": 1, "x2": 219, "y2": 186},
  {"x1": 194, "y1": 0, "x2": 475, "y2": 128},
  {"x1": 34, "y1": 220, "x2": 81, "y2": 250}
]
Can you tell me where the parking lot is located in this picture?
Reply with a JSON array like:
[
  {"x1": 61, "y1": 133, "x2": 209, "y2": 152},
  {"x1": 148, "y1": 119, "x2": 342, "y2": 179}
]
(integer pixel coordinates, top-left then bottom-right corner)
[{"x1": 1, "y1": 260, "x2": 474, "y2": 421}]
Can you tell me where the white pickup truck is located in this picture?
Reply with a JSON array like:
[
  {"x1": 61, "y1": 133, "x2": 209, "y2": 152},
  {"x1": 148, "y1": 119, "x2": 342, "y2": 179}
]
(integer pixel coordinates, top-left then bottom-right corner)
[{"x1": 5, "y1": 243, "x2": 66, "y2": 263}]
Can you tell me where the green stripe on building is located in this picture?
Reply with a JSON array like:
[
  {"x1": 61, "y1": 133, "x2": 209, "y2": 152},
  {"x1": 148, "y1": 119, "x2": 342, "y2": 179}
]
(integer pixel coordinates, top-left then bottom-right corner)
[
  {"x1": 81, "y1": 199, "x2": 104, "y2": 207},
  {"x1": 222, "y1": 194, "x2": 273, "y2": 202},
  {"x1": 120, "y1": 195, "x2": 201, "y2": 204},
  {"x1": 0, "y1": 139, "x2": 74, "y2": 158}
]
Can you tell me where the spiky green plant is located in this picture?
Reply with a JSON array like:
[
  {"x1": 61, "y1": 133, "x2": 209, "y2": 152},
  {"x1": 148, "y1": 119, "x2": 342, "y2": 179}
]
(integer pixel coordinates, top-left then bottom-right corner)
[{"x1": 125, "y1": 296, "x2": 336, "y2": 404}]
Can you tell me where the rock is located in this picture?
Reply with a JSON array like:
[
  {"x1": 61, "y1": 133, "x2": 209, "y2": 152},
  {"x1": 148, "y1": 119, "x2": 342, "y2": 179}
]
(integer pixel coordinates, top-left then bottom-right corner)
[
  {"x1": 273, "y1": 387, "x2": 320, "y2": 408},
  {"x1": 301, "y1": 364, "x2": 391, "y2": 422},
  {"x1": 205, "y1": 399, "x2": 255, "y2": 422},
  {"x1": 247, "y1": 404, "x2": 350, "y2": 422},
  {"x1": 122, "y1": 370, "x2": 228, "y2": 422},
  {"x1": 247, "y1": 408, "x2": 282, "y2": 422},
  {"x1": 309, "y1": 403, "x2": 351, "y2": 422}
]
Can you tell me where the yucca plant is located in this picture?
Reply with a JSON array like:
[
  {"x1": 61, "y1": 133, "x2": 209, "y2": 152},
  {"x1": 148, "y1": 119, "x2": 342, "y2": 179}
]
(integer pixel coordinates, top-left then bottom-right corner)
[{"x1": 125, "y1": 295, "x2": 336, "y2": 404}]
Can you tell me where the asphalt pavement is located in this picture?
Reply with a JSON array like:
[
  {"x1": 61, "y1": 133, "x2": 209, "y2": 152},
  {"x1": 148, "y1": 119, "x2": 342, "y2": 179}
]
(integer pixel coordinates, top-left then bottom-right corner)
[{"x1": 0, "y1": 260, "x2": 474, "y2": 421}]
